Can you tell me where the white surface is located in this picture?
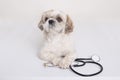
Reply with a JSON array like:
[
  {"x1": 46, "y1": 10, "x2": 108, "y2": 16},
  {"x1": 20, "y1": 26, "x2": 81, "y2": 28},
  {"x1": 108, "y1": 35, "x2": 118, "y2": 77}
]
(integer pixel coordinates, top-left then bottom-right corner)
[{"x1": 0, "y1": 0, "x2": 120, "y2": 80}]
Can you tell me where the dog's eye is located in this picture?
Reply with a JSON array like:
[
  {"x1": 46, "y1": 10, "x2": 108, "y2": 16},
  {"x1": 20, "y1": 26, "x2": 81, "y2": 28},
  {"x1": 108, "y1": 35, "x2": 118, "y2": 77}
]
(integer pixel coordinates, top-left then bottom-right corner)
[
  {"x1": 45, "y1": 17, "x2": 48, "y2": 21},
  {"x1": 56, "y1": 17, "x2": 62, "y2": 22}
]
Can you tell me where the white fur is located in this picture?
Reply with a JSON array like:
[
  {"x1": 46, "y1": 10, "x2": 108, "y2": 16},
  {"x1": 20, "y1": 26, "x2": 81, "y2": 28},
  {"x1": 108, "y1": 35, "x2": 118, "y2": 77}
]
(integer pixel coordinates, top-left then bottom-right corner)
[{"x1": 38, "y1": 10, "x2": 76, "y2": 69}]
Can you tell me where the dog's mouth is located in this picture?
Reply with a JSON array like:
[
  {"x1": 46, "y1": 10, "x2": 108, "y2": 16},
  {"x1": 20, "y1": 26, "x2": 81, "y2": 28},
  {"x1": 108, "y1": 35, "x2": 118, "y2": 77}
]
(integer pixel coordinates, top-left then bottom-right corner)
[{"x1": 49, "y1": 24, "x2": 55, "y2": 28}]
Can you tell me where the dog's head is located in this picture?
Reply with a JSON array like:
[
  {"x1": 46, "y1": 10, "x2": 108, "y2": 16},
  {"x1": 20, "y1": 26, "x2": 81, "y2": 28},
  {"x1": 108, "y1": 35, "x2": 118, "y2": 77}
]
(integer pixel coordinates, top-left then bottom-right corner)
[{"x1": 38, "y1": 10, "x2": 74, "y2": 34}]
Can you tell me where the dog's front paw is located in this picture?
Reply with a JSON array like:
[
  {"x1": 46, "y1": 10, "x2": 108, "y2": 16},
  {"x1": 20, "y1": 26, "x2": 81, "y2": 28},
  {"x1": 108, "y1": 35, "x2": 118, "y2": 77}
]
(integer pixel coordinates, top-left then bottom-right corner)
[
  {"x1": 52, "y1": 58, "x2": 61, "y2": 66},
  {"x1": 58, "y1": 59, "x2": 71, "y2": 69}
]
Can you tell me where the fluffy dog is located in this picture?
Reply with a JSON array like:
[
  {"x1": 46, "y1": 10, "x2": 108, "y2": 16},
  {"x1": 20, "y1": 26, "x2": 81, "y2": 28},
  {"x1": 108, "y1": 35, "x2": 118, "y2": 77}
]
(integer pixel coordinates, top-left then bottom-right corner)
[{"x1": 38, "y1": 10, "x2": 76, "y2": 69}]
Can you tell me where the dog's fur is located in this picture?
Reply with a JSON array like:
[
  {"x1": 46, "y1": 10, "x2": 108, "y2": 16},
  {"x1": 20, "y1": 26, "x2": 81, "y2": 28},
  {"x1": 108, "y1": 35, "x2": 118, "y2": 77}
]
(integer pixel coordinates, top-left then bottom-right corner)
[{"x1": 38, "y1": 10, "x2": 76, "y2": 69}]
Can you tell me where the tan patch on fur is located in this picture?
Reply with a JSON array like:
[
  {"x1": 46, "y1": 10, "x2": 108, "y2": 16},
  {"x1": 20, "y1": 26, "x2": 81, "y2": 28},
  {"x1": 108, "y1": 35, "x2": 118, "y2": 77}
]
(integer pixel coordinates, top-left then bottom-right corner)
[
  {"x1": 65, "y1": 15, "x2": 74, "y2": 34},
  {"x1": 43, "y1": 9, "x2": 54, "y2": 14},
  {"x1": 38, "y1": 17, "x2": 44, "y2": 31}
]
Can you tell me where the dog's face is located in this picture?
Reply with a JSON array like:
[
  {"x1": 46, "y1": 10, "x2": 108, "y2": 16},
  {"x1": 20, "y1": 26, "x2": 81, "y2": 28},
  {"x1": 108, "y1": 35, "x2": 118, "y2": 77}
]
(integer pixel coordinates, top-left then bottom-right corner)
[{"x1": 38, "y1": 10, "x2": 74, "y2": 34}]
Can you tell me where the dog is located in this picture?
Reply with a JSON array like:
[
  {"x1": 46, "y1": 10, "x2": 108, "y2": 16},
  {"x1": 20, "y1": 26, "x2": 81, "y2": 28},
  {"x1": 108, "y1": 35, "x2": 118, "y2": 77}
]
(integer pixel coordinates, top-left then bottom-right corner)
[{"x1": 38, "y1": 10, "x2": 76, "y2": 69}]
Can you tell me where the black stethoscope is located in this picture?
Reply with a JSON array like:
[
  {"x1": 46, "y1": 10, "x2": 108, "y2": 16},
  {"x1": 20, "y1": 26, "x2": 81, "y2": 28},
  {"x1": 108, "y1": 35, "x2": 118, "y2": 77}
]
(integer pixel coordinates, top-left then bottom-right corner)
[{"x1": 69, "y1": 55, "x2": 103, "y2": 77}]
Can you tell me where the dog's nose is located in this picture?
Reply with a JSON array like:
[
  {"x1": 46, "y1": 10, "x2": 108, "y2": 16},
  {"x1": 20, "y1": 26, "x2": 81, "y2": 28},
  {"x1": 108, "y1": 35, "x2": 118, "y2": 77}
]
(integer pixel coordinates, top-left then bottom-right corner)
[{"x1": 49, "y1": 20, "x2": 54, "y2": 24}]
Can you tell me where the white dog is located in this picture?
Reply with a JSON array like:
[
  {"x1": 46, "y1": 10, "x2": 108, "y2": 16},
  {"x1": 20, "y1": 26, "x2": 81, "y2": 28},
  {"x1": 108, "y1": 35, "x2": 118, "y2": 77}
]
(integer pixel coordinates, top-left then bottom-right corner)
[{"x1": 38, "y1": 10, "x2": 76, "y2": 69}]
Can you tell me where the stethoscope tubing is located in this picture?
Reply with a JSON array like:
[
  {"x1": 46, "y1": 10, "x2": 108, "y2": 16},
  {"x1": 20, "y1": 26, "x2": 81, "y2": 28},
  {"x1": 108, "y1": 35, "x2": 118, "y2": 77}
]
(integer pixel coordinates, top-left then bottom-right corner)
[{"x1": 69, "y1": 58, "x2": 103, "y2": 77}]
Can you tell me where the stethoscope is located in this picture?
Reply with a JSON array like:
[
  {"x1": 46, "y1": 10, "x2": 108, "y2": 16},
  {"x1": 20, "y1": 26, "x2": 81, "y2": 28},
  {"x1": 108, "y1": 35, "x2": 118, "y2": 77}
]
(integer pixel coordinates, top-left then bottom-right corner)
[
  {"x1": 44, "y1": 55, "x2": 103, "y2": 77},
  {"x1": 69, "y1": 55, "x2": 103, "y2": 77}
]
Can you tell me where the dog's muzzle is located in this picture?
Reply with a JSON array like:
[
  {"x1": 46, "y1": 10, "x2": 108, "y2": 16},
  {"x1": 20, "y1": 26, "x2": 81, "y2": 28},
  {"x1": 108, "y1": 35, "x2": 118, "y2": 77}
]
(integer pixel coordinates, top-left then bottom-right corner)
[{"x1": 48, "y1": 19, "x2": 55, "y2": 26}]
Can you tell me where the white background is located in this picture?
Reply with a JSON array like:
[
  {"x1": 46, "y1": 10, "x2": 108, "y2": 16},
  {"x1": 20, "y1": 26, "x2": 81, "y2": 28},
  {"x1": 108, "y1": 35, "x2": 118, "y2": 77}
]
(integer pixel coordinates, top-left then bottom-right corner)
[{"x1": 0, "y1": 0, "x2": 120, "y2": 80}]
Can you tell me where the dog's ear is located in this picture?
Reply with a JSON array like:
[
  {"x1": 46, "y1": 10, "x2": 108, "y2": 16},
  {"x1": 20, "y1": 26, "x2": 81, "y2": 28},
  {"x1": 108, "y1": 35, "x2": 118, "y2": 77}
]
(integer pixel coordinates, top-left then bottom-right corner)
[
  {"x1": 65, "y1": 15, "x2": 74, "y2": 34},
  {"x1": 38, "y1": 16, "x2": 44, "y2": 31}
]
